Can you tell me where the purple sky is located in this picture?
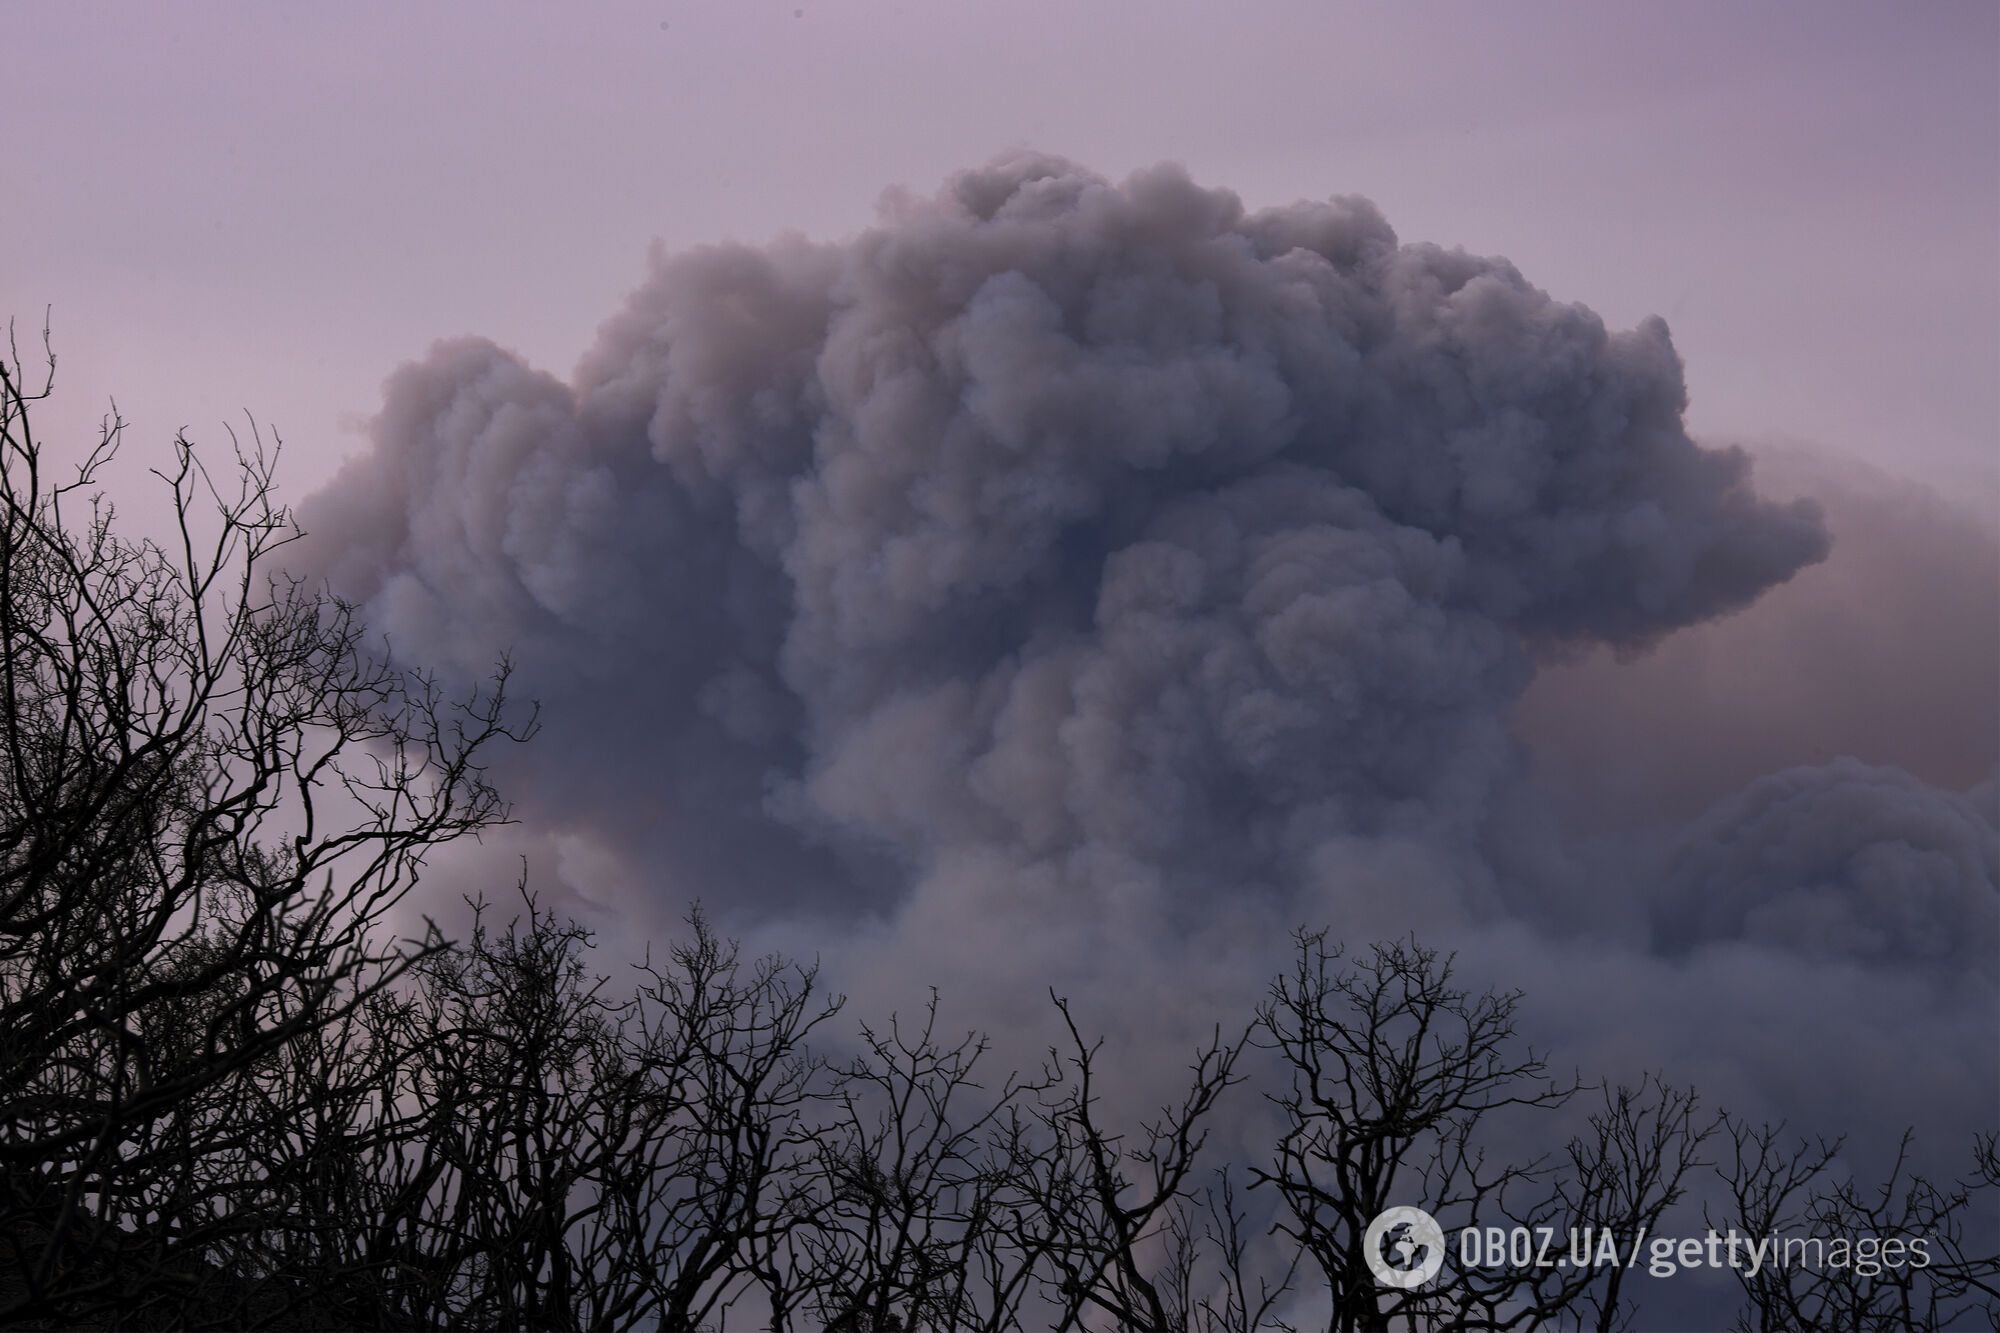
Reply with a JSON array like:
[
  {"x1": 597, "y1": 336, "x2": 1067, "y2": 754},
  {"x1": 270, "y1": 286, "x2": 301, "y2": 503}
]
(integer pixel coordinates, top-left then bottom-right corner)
[{"x1": 7, "y1": 2, "x2": 1996, "y2": 506}]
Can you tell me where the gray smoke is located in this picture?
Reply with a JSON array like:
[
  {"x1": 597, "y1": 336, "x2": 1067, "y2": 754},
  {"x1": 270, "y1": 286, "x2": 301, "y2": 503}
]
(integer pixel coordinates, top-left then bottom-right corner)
[
  {"x1": 1518, "y1": 445, "x2": 2000, "y2": 824},
  {"x1": 1657, "y1": 759, "x2": 1998, "y2": 972},
  {"x1": 297, "y1": 154, "x2": 1993, "y2": 1146}
]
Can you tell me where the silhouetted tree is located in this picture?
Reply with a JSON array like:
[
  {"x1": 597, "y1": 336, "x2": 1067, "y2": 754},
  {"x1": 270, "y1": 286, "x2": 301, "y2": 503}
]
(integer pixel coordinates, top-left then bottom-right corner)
[
  {"x1": 1550, "y1": 1076, "x2": 1718, "y2": 1333},
  {"x1": 263, "y1": 892, "x2": 843, "y2": 1331},
  {"x1": 0, "y1": 323, "x2": 530, "y2": 1327},
  {"x1": 1253, "y1": 932, "x2": 1596, "y2": 1332},
  {"x1": 1025, "y1": 996, "x2": 1248, "y2": 1333},
  {"x1": 779, "y1": 996, "x2": 1051, "y2": 1332},
  {"x1": 1714, "y1": 1120, "x2": 2000, "y2": 1332}
]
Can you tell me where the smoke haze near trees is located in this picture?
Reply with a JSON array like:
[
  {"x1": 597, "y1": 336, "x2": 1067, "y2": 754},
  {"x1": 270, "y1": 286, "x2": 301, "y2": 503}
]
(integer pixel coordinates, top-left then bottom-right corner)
[{"x1": 293, "y1": 156, "x2": 1995, "y2": 1166}]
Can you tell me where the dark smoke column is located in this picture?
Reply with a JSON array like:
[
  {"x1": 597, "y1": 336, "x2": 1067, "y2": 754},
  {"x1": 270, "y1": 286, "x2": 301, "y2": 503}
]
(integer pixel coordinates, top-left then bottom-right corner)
[{"x1": 298, "y1": 152, "x2": 1828, "y2": 950}]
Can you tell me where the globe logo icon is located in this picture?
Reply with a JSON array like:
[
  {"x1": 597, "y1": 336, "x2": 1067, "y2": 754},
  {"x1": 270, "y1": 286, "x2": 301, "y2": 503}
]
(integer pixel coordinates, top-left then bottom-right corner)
[{"x1": 1364, "y1": 1206, "x2": 1447, "y2": 1289}]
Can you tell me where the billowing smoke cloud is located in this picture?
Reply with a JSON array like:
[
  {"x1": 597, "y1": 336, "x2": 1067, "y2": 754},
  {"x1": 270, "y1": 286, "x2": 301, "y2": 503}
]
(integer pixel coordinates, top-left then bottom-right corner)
[
  {"x1": 297, "y1": 155, "x2": 1993, "y2": 1152},
  {"x1": 1655, "y1": 759, "x2": 1998, "y2": 970}
]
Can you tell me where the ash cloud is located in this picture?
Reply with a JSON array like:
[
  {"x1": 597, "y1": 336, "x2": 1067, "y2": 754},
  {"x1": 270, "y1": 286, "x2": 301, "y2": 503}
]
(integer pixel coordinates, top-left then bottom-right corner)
[{"x1": 297, "y1": 154, "x2": 1993, "y2": 1146}]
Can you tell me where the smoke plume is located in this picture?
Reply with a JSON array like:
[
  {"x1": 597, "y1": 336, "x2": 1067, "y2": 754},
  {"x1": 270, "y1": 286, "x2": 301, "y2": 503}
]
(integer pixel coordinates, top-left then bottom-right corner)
[{"x1": 298, "y1": 154, "x2": 1993, "y2": 1147}]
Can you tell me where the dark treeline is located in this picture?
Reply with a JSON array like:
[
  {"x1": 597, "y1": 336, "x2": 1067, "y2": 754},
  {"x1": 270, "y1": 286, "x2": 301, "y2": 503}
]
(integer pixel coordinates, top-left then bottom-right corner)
[{"x1": 3, "y1": 335, "x2": 1996, "y2": 1332}]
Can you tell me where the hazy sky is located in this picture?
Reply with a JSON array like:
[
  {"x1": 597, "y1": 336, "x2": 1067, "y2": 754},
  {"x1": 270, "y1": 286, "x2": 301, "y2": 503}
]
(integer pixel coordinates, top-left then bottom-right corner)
[{"x1": 6, "y1": 2, "x2": 1996, "y2": 505}]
